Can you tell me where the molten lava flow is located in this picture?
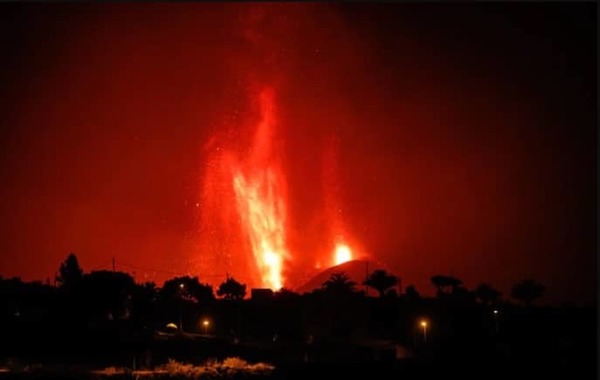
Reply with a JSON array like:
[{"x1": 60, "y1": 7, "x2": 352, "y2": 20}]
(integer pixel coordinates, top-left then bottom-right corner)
[
  {"x1": 334, "y1": 243, "x2": 352, "y2": 265},
  {"x1": 230, "y1": 87, "x2": 288, "y2": 290}
]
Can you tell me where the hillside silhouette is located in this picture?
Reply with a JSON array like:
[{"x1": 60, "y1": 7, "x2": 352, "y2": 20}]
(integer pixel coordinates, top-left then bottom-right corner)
[{"x1": 295, "y1": 259, "x2": 398, "y2": 294}]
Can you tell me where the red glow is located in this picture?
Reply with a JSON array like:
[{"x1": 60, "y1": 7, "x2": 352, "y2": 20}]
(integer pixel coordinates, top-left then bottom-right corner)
[{"x1": 0, "y1": 4, "x2": 593, "y2": 305}]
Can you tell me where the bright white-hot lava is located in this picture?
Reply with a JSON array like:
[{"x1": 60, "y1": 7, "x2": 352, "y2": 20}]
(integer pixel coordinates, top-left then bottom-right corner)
[{"x1": 334, "y1": 243, "x2": 353, "y2": 265}]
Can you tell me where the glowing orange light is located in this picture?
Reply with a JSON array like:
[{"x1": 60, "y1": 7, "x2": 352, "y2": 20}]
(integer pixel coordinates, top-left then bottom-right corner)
[
  {"x1": 231, "y1": 87, "x2": 287, "y2": 290},
  {"x1": 334, "y1": 244, "x2": 352, "y2": 265}
]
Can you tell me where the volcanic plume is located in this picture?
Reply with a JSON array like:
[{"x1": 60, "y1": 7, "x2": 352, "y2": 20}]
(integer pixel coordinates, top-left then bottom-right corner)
[{"x1": 196, "y1": 4, "x2": 360, "y2": 290}]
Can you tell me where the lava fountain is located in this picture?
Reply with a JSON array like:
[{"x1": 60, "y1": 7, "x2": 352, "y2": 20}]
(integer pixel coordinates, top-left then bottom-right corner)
[
  {"x1": 231, "y1": 87, "x2": 288, "y2": 290},
  {"x1": 196, "y1": 4, "x2": 364, "y2": 291},
  {"x1": 197, "y1": 84, "x2": 289, "y2": 290}
]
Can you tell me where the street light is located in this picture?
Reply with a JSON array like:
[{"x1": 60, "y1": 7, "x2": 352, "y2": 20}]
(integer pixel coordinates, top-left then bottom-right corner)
[
  {"x1": 420, "y1": 320, "x2": 428, "y2": 343},
  {"x1": 202, "y1": 319, "x2": 210, "y2": 335},
  {"x1": 178, "y1": 283, "x2": 185, "y2": 332},
  {"x1": 492, "y1": 309, "x2": 499, "y2": 333}
]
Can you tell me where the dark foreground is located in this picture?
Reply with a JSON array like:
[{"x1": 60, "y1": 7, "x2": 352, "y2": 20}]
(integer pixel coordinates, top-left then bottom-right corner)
[
  {"x1": 0, "y1": 360, "x2": 595, "y2": 380},
  {"x1": 0, "y1": 338, "x2": 596, "y2": 380},
  {"x1": 1, "y1": 304, "x2": 596, "y2": 380}
]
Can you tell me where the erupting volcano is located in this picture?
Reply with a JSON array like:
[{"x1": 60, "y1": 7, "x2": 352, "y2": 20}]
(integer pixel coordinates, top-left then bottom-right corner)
[
  {"x1": 198, "y1": 81, "x2": 356, "y2": 290},
  {"x1": 196, "y1": 5, "x2": 359, "y2": 291},
  {"x1": 0, "y1": 2, "x2": 593, "y2": 306}
]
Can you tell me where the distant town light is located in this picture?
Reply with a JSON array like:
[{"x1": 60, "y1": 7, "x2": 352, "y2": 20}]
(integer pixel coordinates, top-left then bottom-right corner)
[{"x1": 419, "y1": 318, "x2": 429, "y2": 343}]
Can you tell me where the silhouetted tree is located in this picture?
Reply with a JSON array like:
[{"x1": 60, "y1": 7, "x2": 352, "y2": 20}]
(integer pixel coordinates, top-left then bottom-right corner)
[
  {"x1": 55, "y1": 253, "x2": 83, "y2": 290},
  {"x1": 431, "y1": 274, "x2": 462, "y2": 296},
  {"x1": 0, "y1": 277, "x2": 57, "y2": 333},
  {"x1": 319, "y1": 272, "x2": 361, "y2": 338},
  {"x1": 217, "y1": 276, "x2": 247, "y2": 301},
  {"x1": 363, "y1": 269, "x2": 399, "y2": 297},
  {"x1": 159, "y1": 276, "x2": 214, "y2": 332},
  {"x1": 161, "y1": 276, "x2": 215, "y2": 304},
  {"x1": 449, "y1": 285, "x2": 476, "y2": 305},
  {"x1": 430, "y1": 275, "x2": 447, "y2": 294},
  {"x1": 274, "y1": 287, "x2": 300, "y2": 301},
  {"x1": 475, "y1": 283, "x2": 502, "y2": 305},
  {"x1": 404, "y1": 284, "x2": 421, "y2": 300},
  {"x1": 132, "y1": 281, "x2": 158, "y2": 328},
  {"x1": 322, "y1": 272, "x2": 357, "y2": 296},
  {"x1": 511, "y1": 279, "x2": 545, "y2": 306},
  {"x1": 136, "y1": 281, "x2": 158, "y2": 301},
  {"x1": 0, "y1": 277, "x2": 24, "y2": 318},
  {"x1": 82, "y1": 270, "x2": 135, "y2": 320}
]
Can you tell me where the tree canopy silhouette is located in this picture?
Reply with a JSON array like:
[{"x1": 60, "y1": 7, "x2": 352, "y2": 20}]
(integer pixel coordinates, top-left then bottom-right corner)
[
  {"x1": 131, "y1": 281, "x2": 158, "y2": 327},
  {"x1": 82, "y1": 270, "x2": 135, "y2": 319},
  {"x1": 404, "y1": 284, "x2": 421, "y2": 301},
  {"x1": 511, "y1": 279, "x2": 545, "y2": 306},
  {"x1": 274, "y1": 287, "x2": 300, "y2": 301},
  {"x1": 322, "y1": 272, "x2": 357, "y2": 296},
  {"x1": 217, "y1": 276, "x2": 247, "y2": 301},
  {"x1": 161, "y1": 276, "x2": 215, "y2": 304},
  {"x1": 363, "y1": 269, "x2": 399, "y2": 297},
  {"x1": 475, "y1": 283, "x2": 502, "y2": 305},
  {"x1": 431, "y1": 274, "x2": 463, "y2": 296},
  {"x1": 56, "y1": 253, "x2": 83, "y2": 290}
]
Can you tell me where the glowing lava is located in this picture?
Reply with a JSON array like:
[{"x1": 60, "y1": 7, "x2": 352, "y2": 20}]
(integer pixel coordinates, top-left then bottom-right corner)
[
  {"x1": 231, "y1": 87, "x2": 288, "y2": 290},
  {"x1": 334, "y1": 243, "x2": 352, "y2": 265},
  {"x1": 196, "y1": 5, "x2": 366, "y2": 291}
]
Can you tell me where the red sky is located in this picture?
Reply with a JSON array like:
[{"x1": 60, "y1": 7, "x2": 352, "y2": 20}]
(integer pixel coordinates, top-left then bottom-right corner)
[{"x1": 0, "y1": 3, "x2": 596, "y2": 305}]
